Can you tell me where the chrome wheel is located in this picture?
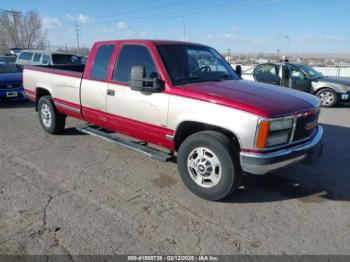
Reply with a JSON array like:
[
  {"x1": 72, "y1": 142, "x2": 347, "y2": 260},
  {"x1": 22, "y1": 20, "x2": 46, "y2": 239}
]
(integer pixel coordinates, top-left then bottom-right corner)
[
  {"x1": 187, "y1": 147, "x2": 222, "y2": 188},
  {"x1": 319, "y1": 91, "x2": 335, "y2": 106},
  {"x1": 41, "y1": 103, "x2": 52, "y2": 128}
]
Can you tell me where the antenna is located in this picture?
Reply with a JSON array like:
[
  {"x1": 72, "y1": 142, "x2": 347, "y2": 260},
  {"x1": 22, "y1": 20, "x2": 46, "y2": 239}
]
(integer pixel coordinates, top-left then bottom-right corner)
[{"x1": 182, "y1": 16, "x2": 186, "y2": 41}]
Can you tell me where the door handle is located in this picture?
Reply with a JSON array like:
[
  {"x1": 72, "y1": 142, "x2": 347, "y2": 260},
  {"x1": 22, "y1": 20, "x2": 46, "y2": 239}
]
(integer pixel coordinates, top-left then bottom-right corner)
[{"x1": 107, "y1": 89, "x2": 115, "y2": 96}]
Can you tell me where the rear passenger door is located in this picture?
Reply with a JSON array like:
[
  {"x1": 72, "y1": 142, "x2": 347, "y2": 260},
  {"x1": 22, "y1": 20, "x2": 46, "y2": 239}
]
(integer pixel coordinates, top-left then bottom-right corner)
[
  {"x1": 254, "y1": 64, "x2": 281, "y2": 86},
  {"x1": 106, "y1": 44, "x2": 170, "y2": 146},
  {"x1": 81, "y1": 44, "x2": 115, "y2": 127}
]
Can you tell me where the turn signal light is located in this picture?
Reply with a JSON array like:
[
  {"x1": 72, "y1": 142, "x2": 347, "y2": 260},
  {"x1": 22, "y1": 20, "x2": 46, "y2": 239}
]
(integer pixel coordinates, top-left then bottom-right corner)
[{"x1": 256, "y1": 121, "x2": 270, "y2": 149}]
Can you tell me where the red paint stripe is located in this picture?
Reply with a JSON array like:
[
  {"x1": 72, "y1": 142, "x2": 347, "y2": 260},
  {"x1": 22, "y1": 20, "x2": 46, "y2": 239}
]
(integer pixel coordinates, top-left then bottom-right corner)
[
  {"x1": 81, "y1": 105, "x2": 174, "y2": 150},
  {"x1": 24, "y1": 65, "x2": 82, "y2": 79},
  {"x1": 24, "y1": 89, "x2": 36, "y2": 102},
  {"x1": 53, "y1": 98, "x2": 81, "y2": 110},
  {"x1": 24, "y1": 89, "x2": 36, "y2": 95}
]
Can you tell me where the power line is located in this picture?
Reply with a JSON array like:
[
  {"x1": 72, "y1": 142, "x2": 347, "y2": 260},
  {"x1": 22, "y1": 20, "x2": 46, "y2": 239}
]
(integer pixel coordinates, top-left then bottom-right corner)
[
  {"x1": 58, "y1": 0, "x2": 200, "y2": 26},
  {"x1": 53, "y1": 0, "x2": 253, "y2": 31}
]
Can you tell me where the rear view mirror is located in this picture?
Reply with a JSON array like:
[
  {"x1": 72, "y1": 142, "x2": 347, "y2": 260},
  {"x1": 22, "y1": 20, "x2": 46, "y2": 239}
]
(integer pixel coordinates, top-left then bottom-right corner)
[
  {"x1": 129, "y1": 65, "x2": 164, "y2": 93},
  {"x1": 235, "y1": 65, "x2": 242, "y2": 79}
]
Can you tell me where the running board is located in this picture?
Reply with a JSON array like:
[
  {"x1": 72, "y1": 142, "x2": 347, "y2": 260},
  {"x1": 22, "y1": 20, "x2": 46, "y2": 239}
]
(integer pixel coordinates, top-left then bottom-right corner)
[{"x1": 76, "y1": 125, "x2": 173, "y2": 162}]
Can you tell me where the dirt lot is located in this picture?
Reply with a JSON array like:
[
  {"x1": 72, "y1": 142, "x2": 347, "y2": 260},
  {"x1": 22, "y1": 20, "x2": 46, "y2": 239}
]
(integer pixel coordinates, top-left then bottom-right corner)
[{"x1": 0, "y1": 101, "x2": 349, "y2": 255}]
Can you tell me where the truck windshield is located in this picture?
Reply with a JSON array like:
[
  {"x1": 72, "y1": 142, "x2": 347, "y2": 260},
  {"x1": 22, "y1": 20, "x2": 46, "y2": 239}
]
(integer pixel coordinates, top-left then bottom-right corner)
[
  {"x1": 52, "y1": 54, "x2": 82, "y2": 65},
  {"x1": 157, "y1": 44, "x2": 239, "y2": 86}
]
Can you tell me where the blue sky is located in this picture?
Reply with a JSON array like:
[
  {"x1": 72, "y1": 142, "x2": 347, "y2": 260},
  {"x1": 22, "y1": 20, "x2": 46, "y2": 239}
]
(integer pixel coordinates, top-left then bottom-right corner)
[{"x1": 2, "y1": 0, "x2": 350, "y2": 54}]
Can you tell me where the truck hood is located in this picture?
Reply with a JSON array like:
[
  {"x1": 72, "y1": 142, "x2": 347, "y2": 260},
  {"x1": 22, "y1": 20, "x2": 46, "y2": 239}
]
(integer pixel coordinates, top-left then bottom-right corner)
[
  {"x1": 317, "y1": 76, "x2": 350, "y2": 86},
  {"x1": 179, "y1": 80, "x2": 320, "y2": 118},
  {"x1": 0, "y1": 73, "x2": 22, "y2": 84}
]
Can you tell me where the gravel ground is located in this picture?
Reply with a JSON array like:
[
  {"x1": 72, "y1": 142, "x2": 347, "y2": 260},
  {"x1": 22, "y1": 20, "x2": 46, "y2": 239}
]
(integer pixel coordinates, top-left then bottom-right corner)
[{"x1": 0, "y1": 101, "x2": 349, "y2": 256}]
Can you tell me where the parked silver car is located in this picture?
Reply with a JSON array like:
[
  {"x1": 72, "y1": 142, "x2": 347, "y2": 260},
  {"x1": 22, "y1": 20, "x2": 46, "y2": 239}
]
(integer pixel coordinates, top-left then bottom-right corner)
[
  {"x1": 16, "y1": 50, "x2": 83, "y2": 66},
  {"x1": 252, "y1": 62, "x2": 350, "y2": 107}
]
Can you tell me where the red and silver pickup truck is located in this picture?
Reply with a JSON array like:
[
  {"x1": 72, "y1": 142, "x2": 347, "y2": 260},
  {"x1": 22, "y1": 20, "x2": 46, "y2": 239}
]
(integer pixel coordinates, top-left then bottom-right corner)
[{"x1": 23, "y1": 40, "x2": 323, "y2": 200}]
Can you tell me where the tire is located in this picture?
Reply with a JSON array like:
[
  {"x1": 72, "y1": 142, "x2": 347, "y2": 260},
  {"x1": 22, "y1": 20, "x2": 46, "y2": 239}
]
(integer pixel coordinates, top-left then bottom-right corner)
[
  {"x1": 37, "y1": 96, "x2": 66, "y2": 134},
  {"x1": 177, "y1": 131, "x2": 242, "y2": 201},
  {"x1": 316, "y1": 88, "x2": 338, "y2": 108}
]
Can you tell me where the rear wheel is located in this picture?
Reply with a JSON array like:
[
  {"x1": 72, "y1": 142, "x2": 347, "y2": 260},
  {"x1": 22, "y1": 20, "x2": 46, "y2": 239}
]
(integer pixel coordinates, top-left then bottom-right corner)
[
  {"x1": 177, "y1": 131, "x2": 242, "y2": 201},
  {"x1": 316, "y1": 88, "x2": 337, "y2": 107},
  {"x1": 38, "y1": 96, "x2": 66, "y2": 134}
]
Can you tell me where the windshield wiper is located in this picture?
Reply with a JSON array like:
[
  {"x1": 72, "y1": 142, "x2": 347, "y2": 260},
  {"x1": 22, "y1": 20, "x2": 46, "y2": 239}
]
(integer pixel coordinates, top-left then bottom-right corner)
[
  {"x1": 211, "y1": 74, "x2": 234, "y2": 81},
  {"x1": 173, "y1": 76, "x2": 202, "y2": 84}
]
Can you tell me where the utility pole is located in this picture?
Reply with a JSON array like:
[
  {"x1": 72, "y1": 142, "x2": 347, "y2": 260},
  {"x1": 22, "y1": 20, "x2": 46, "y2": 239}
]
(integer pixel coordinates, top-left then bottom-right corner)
[
  {"x1": 74, "y1": 23, "x2": 80, "y2": 55},
  {"x1": 5, "y1": 10, "x2": 22, "y2": 48},
  {"x1": 227, "y1": 48, "x2": 231, "y2": 63},
  {"x1": 285, "y1": 35, "x2": 290, "y2": 55}
]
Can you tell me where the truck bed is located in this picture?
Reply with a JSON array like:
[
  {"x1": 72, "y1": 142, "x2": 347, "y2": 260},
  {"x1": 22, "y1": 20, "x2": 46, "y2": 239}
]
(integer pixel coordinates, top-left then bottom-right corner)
[
  {"x1": 26, "y1": 64, "x2": 85, "y2": 75},
  {"x1": 23, "y1": 64, "x2": 85, "y2": 117}
]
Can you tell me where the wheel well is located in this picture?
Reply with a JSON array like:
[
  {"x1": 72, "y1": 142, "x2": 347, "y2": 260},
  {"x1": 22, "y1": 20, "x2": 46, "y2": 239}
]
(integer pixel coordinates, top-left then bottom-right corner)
[
  {"x1": 314, "y1": 86, "x2": 336, "y2": 95},
  {"x1": 35, "y1": 88, "x2": 51, "y2": 111},
  {"x1": 174, "y1": 121, "x2": 241, "y2": 151}
]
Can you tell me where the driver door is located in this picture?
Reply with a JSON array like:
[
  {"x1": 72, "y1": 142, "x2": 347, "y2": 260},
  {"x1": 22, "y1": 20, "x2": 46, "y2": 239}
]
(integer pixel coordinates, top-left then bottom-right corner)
[
  {"x1": 287, "y1": 64, "x2": 311, "y2": 93},
  {"x1": 106, "y1": 44, "x2": 170, "y2": 146}
]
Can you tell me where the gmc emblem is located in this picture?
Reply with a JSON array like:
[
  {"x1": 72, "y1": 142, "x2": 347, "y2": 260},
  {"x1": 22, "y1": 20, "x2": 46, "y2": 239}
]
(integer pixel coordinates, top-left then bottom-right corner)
[{"x1": 305, "y1": 121, "x2": 317, "y2": 131}]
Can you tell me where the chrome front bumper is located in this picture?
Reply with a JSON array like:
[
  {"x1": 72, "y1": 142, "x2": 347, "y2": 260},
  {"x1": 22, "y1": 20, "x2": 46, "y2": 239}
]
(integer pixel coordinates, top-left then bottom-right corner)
[{"x1": 240, "y1": 126, "x2": 323, "y2": 175}]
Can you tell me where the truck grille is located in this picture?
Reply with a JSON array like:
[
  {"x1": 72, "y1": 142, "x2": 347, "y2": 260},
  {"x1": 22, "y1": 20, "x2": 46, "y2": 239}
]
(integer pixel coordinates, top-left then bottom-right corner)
[
  {"x1": 293, "y1": 111, "x2": 319, "y2": 142},
  {"x1": 0, "y1": 83, "x2": 22, "y2": 89}
]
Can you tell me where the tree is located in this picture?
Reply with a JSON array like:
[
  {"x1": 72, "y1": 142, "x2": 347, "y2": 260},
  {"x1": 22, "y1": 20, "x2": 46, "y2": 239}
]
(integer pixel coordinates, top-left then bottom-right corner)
[{"x1": 0, "y1": 10, "x2": 46, "y2": 51}]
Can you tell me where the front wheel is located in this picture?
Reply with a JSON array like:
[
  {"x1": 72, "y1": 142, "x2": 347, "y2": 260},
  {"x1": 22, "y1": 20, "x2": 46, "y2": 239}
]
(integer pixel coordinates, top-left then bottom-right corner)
[
  {"x1": 316, "y1": 88, "x2": 338, "y2": 107},
  {"x1": 177, "y1": 131, "x2": 242, "y2": 201},
  {"x1": 38, "y1": 96, "x2": 66, "y2": 134}
]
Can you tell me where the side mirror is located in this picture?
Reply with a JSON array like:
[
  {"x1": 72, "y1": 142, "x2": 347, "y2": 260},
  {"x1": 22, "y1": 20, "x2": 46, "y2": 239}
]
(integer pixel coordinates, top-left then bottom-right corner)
[
  {"x1": 235, "y1": 65, "x2": 242, "y2": 79},
  {"x1": 129, "y1": 65, "x2": 164, "y2": 93}
]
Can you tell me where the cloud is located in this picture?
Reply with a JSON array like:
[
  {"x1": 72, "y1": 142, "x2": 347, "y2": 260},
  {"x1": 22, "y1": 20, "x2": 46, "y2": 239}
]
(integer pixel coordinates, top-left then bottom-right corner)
[
  {"x1": 231, "y1": 25, "x2": 240, "y2": 33},
  {"x1": 65, "y1": 14, "x2": 94, "y2": 24},
  {"x1": 219, "y1": 33, "x2": 249, "y2": 44},
  {"x1": 127, "y1": 30, "x2": 154, "y2": 38},
  {"x1": 117, "y1": 21, "x2": 128, "y2": 29},
  {"x1": 42, "y1": 16, "x2": 62, "y2": 28},
  {"x1": 294, "y1": 35, "x2": 350, "y2": 44}
]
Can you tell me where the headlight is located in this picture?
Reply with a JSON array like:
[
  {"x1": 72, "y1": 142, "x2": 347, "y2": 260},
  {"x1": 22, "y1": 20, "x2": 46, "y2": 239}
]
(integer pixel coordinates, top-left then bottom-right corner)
[
  {"x1": 255, "y1": 118, "x2": 294, "y2": 149},
  {"x1": 269, "y1": 118, "x2": 293, "y2": 131}
]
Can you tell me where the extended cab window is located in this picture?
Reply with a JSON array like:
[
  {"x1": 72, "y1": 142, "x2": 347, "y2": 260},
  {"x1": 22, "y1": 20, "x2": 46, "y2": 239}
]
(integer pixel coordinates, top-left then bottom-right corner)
[
  {"x1": 90, "y1": 44, "x2": 115, "y2": 80},
  {"x1": 113, "y1": 45, "x2": 158, "y2": 83}
]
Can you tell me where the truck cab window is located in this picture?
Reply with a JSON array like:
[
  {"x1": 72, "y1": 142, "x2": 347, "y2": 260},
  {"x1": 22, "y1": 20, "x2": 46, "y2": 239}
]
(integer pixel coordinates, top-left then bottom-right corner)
[
  {"x1": 90, "y1": 44, "x2": 115, "y2": 80},
  {"x1": 113, "y1": 45, "x2": 158, "y2": 83}
]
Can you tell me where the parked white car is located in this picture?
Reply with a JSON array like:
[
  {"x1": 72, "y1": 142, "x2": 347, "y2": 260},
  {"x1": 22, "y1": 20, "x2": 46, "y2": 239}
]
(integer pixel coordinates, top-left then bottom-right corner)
[{"x1": 16, "y1": 50, "x2": 84, "y2": 66}]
